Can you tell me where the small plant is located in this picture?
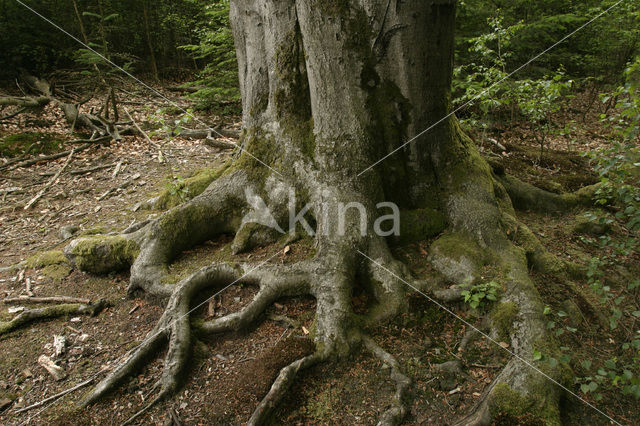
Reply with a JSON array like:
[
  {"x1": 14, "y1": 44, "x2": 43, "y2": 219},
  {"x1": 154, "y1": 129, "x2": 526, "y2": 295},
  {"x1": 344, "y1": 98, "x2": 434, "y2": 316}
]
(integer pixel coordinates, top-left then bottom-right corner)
[
  {"x1": 165, "y1": 176, "x2": 190, "y2": 203},
  {"x1": 149, "y1": 108, "x2": 194, "y2": 139},
  {"x1": 513, "y1": 69, "x2": 574, "y2": 159},
  {"x1": 461, "y1": 281, "x2": 501, "y2": 310}
]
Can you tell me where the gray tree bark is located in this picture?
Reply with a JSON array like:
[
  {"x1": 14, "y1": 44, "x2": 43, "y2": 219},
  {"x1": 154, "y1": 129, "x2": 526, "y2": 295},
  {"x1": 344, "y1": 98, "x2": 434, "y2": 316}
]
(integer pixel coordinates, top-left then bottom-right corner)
[{"x1": 66, "y1": 1, "x2": 594, "y2": 424}]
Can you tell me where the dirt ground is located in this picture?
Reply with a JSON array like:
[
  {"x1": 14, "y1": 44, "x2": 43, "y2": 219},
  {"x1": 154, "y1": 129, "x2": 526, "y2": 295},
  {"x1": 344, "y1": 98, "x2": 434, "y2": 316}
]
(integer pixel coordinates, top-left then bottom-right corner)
[{"x1": 1, "y1": 92, "x2": 638, "y2": 425}]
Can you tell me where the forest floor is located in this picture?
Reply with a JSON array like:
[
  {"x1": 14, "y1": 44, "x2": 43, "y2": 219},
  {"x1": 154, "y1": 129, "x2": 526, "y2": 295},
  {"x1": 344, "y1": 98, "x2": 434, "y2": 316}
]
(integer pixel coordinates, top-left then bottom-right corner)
[{"x1": 0, "y1": 89, "x2": 638, "y2": 425}]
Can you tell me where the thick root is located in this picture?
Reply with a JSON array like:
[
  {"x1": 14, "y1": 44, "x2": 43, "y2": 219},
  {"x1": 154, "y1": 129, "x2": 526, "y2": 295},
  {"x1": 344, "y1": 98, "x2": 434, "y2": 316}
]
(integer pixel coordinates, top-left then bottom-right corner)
[
  {"x1": 496, "y1": 172, "x2": 597, "y2": 214},
  {"x1": 79, "y1": 261, "x2": 313, "y2": 413}
]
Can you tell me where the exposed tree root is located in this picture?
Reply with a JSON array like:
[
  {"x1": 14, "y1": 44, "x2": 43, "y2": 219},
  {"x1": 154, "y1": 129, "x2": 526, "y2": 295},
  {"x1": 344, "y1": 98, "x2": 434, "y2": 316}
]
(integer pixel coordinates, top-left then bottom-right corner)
[
  {"x1": 363, "y1": 336, "x2": 411, "y2": 426},
  {"x1": 63, "y1": 138, "x2": 601, "y2": 425},
  {"x1": 489, "y1": 162, "x2": 597, "y2": 213},
  {"x1": 0, "y1": 299, "x2": 107, "y2": 337},
  {"x1": 248, "y1": 353, "x2": 323, "y2": 426}
]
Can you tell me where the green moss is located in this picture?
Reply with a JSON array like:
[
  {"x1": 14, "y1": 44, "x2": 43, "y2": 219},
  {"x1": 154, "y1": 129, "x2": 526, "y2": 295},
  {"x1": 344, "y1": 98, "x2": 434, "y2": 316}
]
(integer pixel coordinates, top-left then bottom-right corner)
[
  {"x1": 68, "y1": 235, "x2": 139, "y2": 275},
  {"x1": 155, "y1": 163, "x2": 231, "y2": 210},
  {"x1": 315, "y1": 0, "x2": 350, "y2": 17},
  {"x1": 394, "y1": 209, "x2": 447, "y2": 245},
  {"x1": 431, "y1": 234, "x2": 487, "y2": 267},
  {"x1": 0, "y1": 132, "x2": 64, "y2": 158},
  {"x1": 25, "y1": 250, "x2": 72, "y2": 281},
  {"x1": 26, "y1": 250, "x2": 69, "y2": 268},
  {"x1": 81, "y1": 226, "x2": 108, "y2": 236},
  {"x1": 571, "y1": 212, "x2": 611, "y2": 236},
  {"x1": 224, "y1": 129, "x2": 281, "y2": 187},
  {"x1": 41, "y1": 264, "x2": 72, "y2": 281},
  {"x1": 491, "y1": 302, "x2": 518, "y2": 340},
  {"x1": 490, "y1": 383, "x2": 545, "y2": 423}
]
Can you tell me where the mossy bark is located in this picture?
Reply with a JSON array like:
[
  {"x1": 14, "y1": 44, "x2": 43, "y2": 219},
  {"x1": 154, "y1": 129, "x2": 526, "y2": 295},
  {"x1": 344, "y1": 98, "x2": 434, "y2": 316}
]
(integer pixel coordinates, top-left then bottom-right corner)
[{"x1": 67, "y1": 1, "x2": 582, "y2": 424}]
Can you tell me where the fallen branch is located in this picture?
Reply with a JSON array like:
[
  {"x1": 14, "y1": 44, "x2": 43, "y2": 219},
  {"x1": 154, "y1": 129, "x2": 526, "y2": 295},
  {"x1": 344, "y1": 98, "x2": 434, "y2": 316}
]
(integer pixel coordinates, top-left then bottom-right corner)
[
  {"x1": 24, "y1": 148, "x2": 75, "y2": 210},
  {"x1": 0, "y1": 299, "x2": 107, "y2": 337},
  {"x1": 13, "y1": 367, "x2": 108, "y2": 414},
  {"x1": 0, "y1": 107, "x2": 27, "y2": 121},
  {"x1": 39, "y1": 162, "x2": 118, "y2": 177},
  {"x1": 0, "y1": 143, "x2": 91, "y2": 171},
  {"x1": 0, "y1": 96, "x2": 49, "y2": 108},
  {"x1": 2, "y1": 296, "x2": 91, "y2": 305},
  {"x1": 123, "y1": 107, "x2": 161, "y2": 150}
]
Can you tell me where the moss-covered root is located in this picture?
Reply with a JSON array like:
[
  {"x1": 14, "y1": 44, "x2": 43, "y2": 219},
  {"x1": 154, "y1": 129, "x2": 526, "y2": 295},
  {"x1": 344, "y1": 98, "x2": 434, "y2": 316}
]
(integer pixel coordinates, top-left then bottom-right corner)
[
  {"x1": 504, "y1": 215, "x2": 607, "y2": 327},
  {"x1": 363, "y1": 336, "x2": 410, "y2": 426},
  {"x1": 152, "y1": 163, "x2": 231, "y2": 211},
  {"x1": 496, "y1": 172, "x2": 597, "y2": 213},
  {"x1": 26, "y1": 250, "x2": 72, "y2": 281},
  {"x1": 127, "y1": 171, "x2": 249, "y2": 298},
  {"x1": 0, "y1": 299, "x2": 107, "y2": 337},
  {"x1": 64, "y1": 235, "x2": 139, "y2": 275}
]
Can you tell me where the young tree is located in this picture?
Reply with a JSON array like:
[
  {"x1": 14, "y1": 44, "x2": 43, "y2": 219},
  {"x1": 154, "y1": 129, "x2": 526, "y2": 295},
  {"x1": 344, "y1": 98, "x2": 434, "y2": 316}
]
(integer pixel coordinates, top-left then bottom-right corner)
[{"x1": 69, "y1": 1, "x2": 597, "y2": 423}]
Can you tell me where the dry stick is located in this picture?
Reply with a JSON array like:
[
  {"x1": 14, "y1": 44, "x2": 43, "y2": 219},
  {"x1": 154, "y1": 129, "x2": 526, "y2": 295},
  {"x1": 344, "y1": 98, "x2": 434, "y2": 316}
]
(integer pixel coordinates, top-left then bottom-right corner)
[
  {"x1": 2, "y1": 296, "x2": 91, "y2": 305},
  {"x1": 24, "y1": 148, "x2": 75, "y2": 210},
  {"x1": 0, "y1": 107, "x2": 26, "y2": 121},
  {"x1": 14, "y1": 367, "x2": 108, "y2": 414},
  {"x1": 123, "y1": 107, "x2": 161, "y2": 150},
  {"x1": 39, "y1": 162, "x2": 118, "y2": 177}
]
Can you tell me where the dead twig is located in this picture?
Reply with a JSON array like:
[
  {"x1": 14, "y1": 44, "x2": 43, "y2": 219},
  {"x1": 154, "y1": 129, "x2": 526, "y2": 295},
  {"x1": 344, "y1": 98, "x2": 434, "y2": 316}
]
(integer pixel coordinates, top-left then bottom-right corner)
[
  {"x1": 123, "y1": 107, "x2": 161, "y2": 150},
  {"x1": 38, "y1": 162, "x2": 118, "y2": 177},
  {"x1": 0, "y1": 143, "x2": 91, "y2": 171},
  {"x1": 13, "y1": 367, "x2": 108, "y2": 414},
  {"x1": 2, "y1": 296, "x2": 91, "y2": 305},
  {"x1": 24, "y1": 148, "x2": 75, "y2": 210}
]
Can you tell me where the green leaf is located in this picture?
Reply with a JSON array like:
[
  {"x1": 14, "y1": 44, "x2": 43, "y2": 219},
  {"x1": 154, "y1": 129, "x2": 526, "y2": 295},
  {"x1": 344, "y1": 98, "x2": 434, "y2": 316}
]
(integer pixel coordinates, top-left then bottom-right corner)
[
  {"x1": 82, "y1": 11, "x2": 102, "y2": 19},
  {"x1": 533, "y1": 350, "x2": 542, "y2": 361}
]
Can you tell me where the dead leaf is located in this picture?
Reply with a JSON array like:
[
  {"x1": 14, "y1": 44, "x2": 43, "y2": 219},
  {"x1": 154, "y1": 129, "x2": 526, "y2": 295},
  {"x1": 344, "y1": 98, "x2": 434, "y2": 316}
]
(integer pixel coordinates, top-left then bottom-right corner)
[
  {"x1": 302, "y1": 326, "x2": 309, "y2": 335},
  {"x1": 283, "y1": 245, "x2": 291, "y2": 255}
]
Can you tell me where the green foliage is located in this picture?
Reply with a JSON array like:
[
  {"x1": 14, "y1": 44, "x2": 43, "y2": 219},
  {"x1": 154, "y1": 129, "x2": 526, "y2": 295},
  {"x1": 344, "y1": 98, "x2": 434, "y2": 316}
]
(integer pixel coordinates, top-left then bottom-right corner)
[
  {"x1": 149, "y1": 108, "x2": 194, "y2": 139},
  {"x1": 179, "y1": 1, "x2": 240, "y2": 112},
  {"x1": 461, "y1": 281, "x2": 501, "y2": 310},
  {"x1": 165, "y1": 176, "x2": 191, "y2": 204},
  {"x1": 453, "y1": 12, "x2": 574, "y2": 151},
  {"x1": 574, "y1": 58, "x2": 640, "y2": 404}
]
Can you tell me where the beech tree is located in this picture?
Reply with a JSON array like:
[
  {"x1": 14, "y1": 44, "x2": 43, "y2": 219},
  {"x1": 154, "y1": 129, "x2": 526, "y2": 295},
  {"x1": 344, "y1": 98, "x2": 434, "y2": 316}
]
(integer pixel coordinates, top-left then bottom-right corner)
[{"x1": 67, "y1": 1, "x2": 598, "y2": 424}]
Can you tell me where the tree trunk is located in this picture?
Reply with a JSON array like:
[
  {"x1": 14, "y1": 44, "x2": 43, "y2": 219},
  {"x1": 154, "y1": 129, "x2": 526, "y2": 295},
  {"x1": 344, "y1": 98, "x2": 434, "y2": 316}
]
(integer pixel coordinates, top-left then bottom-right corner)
[
  {"x1": 142, "y1": 0, "x2": 159, "y2": 82},
  {"x1": 69, "y1": 1, "x2": 597, "y2": 424}
]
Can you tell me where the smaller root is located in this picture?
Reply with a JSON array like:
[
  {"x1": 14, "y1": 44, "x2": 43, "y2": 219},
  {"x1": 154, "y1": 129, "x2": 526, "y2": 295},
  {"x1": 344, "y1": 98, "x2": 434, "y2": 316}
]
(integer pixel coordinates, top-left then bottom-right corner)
[
  {"x1": 79, "y1": 328, "x2": 167, "y2": 407},
  {"x1": 0, "y1": 299, "x2": 107, "y2": 337},
  {"x1": 247, "y1": 353, "x2": 324, "y2": 426},
  {"x1": 363, "y1": 336, "x2": 410, "y2": 426},
  {"x1": 80, "y1": 260, "x2": 314, "y2": 424}
]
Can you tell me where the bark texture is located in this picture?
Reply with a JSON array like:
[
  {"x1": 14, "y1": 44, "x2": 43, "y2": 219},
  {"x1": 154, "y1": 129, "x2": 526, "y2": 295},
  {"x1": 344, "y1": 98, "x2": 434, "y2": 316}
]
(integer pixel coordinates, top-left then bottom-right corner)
[{"x1": 65, "y1": 1, "x2": 591, "y2": 424}]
